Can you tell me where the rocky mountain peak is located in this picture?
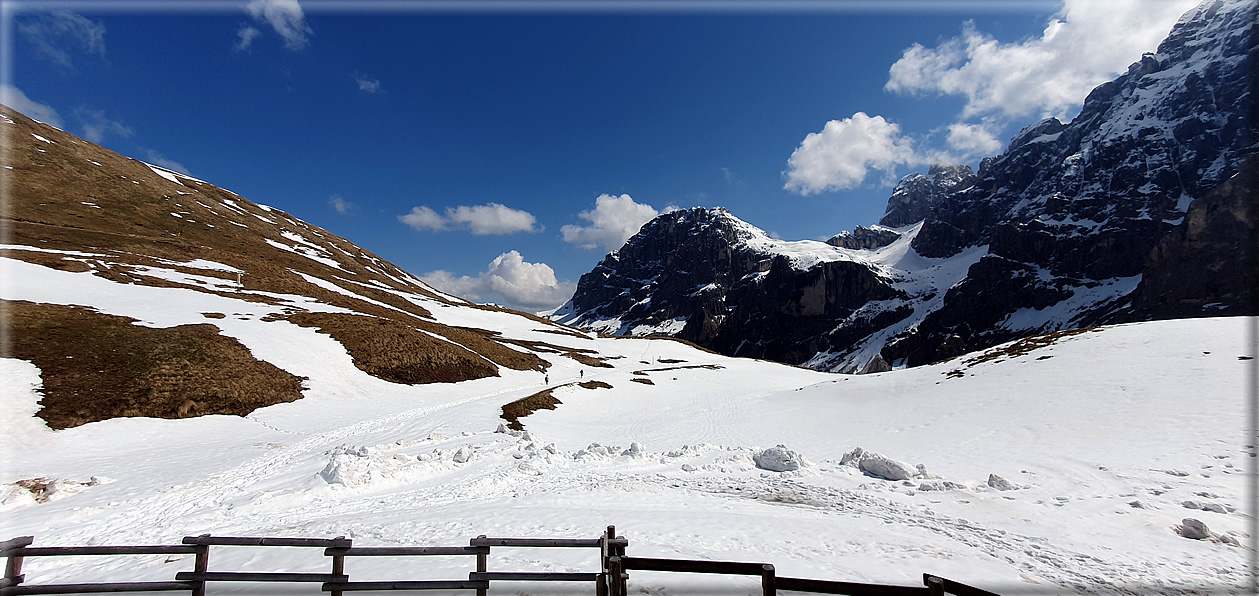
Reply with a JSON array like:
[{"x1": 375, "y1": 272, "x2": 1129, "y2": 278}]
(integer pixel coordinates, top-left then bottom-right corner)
[{"x1": 879, "y1": 164, "x2": 977, "y2": 228}]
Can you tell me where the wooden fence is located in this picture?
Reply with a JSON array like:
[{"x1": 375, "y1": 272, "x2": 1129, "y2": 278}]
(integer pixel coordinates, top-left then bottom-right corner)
[{"x1": 2, "y1": 528, "x2": 998, "y2": 596}]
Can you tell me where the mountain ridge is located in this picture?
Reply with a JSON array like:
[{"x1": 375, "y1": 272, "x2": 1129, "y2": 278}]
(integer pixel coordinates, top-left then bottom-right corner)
[{"x1": 554, "y1": 0, "x2": 1257, "y2": 371}]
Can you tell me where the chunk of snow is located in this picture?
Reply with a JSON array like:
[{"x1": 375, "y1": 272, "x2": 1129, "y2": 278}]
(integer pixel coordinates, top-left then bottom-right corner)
[{"x1": 753, "y1": 445, "x2": 806, "y2": 472}]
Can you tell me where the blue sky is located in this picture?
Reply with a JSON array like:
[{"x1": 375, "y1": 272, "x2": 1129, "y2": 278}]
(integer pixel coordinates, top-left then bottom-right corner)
[{"x1": 4, "y1": 0, "x2": 1198, "y2": 311}]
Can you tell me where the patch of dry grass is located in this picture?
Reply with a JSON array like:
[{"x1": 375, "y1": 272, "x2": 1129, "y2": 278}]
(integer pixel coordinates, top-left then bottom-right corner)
[
  {"x1": 500, "y1": 387, "x2": 563, "y2": 431},
  {"x1": 944, "y1": 327, "x2": 1100, "y2": 378},
  {"x1": 568, "y1": 353, "x2": 616, "y2": 368},
  {"x1": 6, "y1": 299, "x2": 307, "y2": 429},
  {"x1": 578, "y1": 380, "x2": 612, "y2": 390},
  {"x1": 286, "y1": 312, "x2": 500, "y2": 384},
  {"x1": 630, "y1": 378, "x2": 655, "y2": 385}
]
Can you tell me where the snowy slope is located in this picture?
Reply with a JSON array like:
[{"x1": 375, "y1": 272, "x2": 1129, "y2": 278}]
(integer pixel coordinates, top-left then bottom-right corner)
[{"x1": 2, "y1": 251, "x2": 1253, "y2": 595}]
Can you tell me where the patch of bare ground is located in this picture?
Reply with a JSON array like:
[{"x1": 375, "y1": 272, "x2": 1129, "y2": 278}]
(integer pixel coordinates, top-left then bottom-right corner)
[
  {"x1": 578, "y1": 380, "x2": 612, "y2": 390},
  {"x1": 657, "y1": 358, "x2": 686, "y2": 364},
  {"x1": 412, "y1": 322, "x2": 548, "y2": 372},
  {"x1": 944, "y1": 327, "x2": 1100, "y2": 378},
  {"x1": 286, "y1": 312, "x2": 499, "y2": 384},
  {"x1": 532, "y1": 327, "x2": 593, "y2": 340},
  {"x1": 497, "y1": 338, "x2": 612, "y2": 369},
  {"x1": 637, "y1": 364, "x2": 724, "y2": 373},
  {"x1": 630, "y1": 378, "x2": 654, "y2": 385},
  {"x1": 6, "y1": 299, "x2": 306, "y2": 429},
  {"x1": 501, "y1": 387, "x2": 563, "y2": 431},
  {"x1": 202, "y1": 312, "x2": 225, "y2": 319},
  {"x1": 568, "y1": 353, "x2": 616, "y2": 368}
]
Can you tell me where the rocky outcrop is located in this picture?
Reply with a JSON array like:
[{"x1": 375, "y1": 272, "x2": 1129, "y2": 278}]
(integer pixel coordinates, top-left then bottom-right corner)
[
  {"x1": 880, "y1": 165, "x2": 976, "y2": 228},
  {"x1": 555, "y1": 207, "x2": 904, "y2": 366},
  {"x1": 826, "y1": 226, "x2": 902, "y2": 250},
  {"x1": 1131, "y1": 157, "x2": 1259, "y2": 318}
]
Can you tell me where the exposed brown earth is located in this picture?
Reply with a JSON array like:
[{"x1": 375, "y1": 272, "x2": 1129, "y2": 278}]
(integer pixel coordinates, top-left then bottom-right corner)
[
  {"x1": 944, "y1": 327, "x2": 1100, "y2": 378},
  {"x1": 7, "y1": 299, "x2": 307, "y2": 429},
  {"x1": 500, "y1": 387, "x2": 563, "y2": 431},
  {"x1": 286, "y1": 312, "x2": 500, "y2": 384},
  {"x1": 577, "y1": 380, "x2": 612, "y2": 390}
]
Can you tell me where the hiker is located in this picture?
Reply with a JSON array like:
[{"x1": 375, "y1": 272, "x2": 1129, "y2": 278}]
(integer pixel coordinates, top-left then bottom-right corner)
[
  {"x1": 580, "y1": 369, "x2": 584, "y2": 378},
  {"x1": 545, "y1": 374, "x2": 549, "y2": 384}
]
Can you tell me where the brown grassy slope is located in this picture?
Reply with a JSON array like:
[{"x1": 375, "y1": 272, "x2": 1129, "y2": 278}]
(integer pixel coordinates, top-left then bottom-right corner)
[
  {"x1": 7, "y1": 300, "x2": 306, "y2": 429},
  {"x1": 0, "y1": 104, "x2": 445, "y2": 321},
  {"x1": 287, "y1": 312, "x2": 500, "y2": 384},
  {"x1": 2, "y1": 104, "x2": 570, "y2": 413}
]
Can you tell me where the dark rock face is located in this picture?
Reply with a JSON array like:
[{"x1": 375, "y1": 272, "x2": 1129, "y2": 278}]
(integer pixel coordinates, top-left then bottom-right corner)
[
  {"x1": 826, "y1": 226, "x2": 902, "y2": 250},
  {"x1": 559, "y1": 0, "x2": 1256, "y2": 372},
  {"x1": 558, "y1": 207, "x2": 904, "y2": 366},
  {"x1": 880, "y1": 164, "x2": 976, "y2": 228},
  {"x1": 877, "y1": 0, "x2": 1257, "y2": 366},
  {"x1": 1131, "y1": 157, "x2": 1259, "y2": 318}
]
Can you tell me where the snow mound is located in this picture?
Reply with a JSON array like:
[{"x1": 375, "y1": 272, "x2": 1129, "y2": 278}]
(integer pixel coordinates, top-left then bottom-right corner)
[
  {"x1": 752, "y1": 445, "x2": 808, "y2": 472},
  {"x1": 840, "y1": 447, "x2": 916, "y2": 481}
]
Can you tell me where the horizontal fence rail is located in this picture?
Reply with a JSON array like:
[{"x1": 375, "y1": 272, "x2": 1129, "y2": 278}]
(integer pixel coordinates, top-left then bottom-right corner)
[{"x1": 2, "y1": 527, "x2": 999, "y2": 596}]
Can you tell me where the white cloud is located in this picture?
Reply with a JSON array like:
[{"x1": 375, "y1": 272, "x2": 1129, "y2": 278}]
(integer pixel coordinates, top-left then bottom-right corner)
[
  {"x1": 885, "y1": 0, "x2": 1200, "y2": 123},
  {"x1": 944, "y1": 121, "x2": 1004, "y2": 158},
  {"x1": 0, "y1": 85, "x2": 62, "y2": 127},
  {"x1": 399, "y1": 205, "x2": 447, "y2": 231},
  {"x1": 18, "y1": 11, "x2": 105, "y2": 68},
  {"x1": 783, "y1": 112, "x2": 919, "y2": 195},
  {"x1": 422, "y1": 251, "x2": 576, "y2": 312},
  {"x1": 144, "y1": 150, "x2": 190, "y2": 175},
  {"x1": 245, "y1": 0, "x2": 313, "y2": 51},
  {"x1": 75, "y1": 108, "x2": 133, "y2": 144},
  {"x1": 235, "y1": 25, "x2": 262, "y2": 51},
  {"x1": 354, "y1": 72, "x2": 383, "y2": 94},
  {"x1": 448, "y1": 203, "x2": 539, "y2": 235},
  {"x1": 329, "y1": 195, "x2": 354, "y2": 214},
  {"x1": 398, "y1": 203, "x2": 539, "y2": 235},
  {"x1": 561, "y1": 193, "x2": 663, "y2": 251}
]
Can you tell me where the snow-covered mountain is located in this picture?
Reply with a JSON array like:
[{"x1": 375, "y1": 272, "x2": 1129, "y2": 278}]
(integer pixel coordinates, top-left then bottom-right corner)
[
  {"x1": 1, "y1": 78, "x2": 1252, "y2": 595},
  {"x1": 553, "y1": 0, "x2": 1257, "y2": 373}
]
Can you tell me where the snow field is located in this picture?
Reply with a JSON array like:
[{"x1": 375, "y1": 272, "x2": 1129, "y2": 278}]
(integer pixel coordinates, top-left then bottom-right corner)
[{"x1": 0, "y1": 255, "x2": 1253, "y2": 594}]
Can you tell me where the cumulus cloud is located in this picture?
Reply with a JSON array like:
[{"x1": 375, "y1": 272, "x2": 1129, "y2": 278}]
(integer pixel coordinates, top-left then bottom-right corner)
[
  {"x1": 783, "y1": 112, "x2": 919, "y2": 195},
  {"x1": 0, "y1": 85, "x2": 62, "y2": 127},
  {"x1": 144, "y1": 150, "x2": 191, "y2": 175},
  {"x1": 422, "y1": 251, "x2": 576, "y2": 312},
  {"x1": 329, "y1": 195, "x2": 354, "y2": 214},
  {"x1": 18, "y1": 11, "x2": 105, "y2": 68},
  {"x1": 885, "y1": 0, "x2": 1199, "y2": 123},
  {"x1": 561, "y1": 193, "x2": 667, "y2": 251},
  {"x1": 75, "y1": 108, "x2": 133, "y2": 144},
  {"x1": 398, "y1": 203, "x2": 540, "y2": 235},
  {"x1": 235, "y1": 25, "x2": 262, "y2": 51},
  {"x1": 244, "y1": 0, "x2": 313, "y2": 51},
  {"x1": 354, "y1": 72, "x2": 383, "y2": 94},
  {"x1": 944, "y1": 121, "x2": 1004, "y2": 158}
]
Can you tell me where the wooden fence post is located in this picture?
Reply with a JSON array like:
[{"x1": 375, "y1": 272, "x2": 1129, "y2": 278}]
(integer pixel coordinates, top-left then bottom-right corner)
[
  {"x1": 474, "y1": 535, "x2": 488, "y2": 596},
  {"x1": 761, "y1": 563, "x2": 775, "y2": 596},
  {"x1": 329, "y1": 536, "x2": 346, "y2": 596},
  {"x1": 926, "y1": 575, "x2": 945, "y2": 596},
  {"x1": 190, "y1": 536, "x2": 209, "y2": 596}
]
